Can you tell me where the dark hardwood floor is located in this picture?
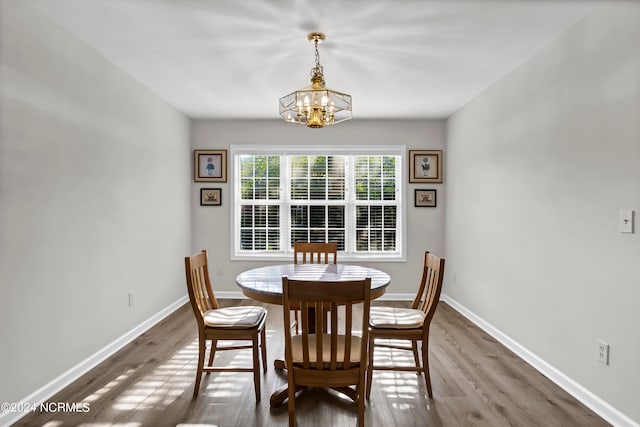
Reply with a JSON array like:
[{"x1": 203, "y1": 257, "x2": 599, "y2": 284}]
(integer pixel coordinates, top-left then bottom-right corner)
[{"x1": 15, "y1": 300, "x2": 609, "y2": 427}]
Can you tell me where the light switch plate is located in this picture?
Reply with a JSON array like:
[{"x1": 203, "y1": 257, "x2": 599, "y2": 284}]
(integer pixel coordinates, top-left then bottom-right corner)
[{"x1": 619, "y1": 210, "x2": 634, "y2": 233}]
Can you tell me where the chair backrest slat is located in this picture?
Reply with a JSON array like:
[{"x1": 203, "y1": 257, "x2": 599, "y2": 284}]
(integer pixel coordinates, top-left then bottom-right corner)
[
  {"x1": 316, "y1": 303, "x2": 324, "y2": 369},
  {"x1": 300, "y1": 300, "x2": 310, "y2": 368},
  {"x1": 330, "y1": 302, "x2": 338, "y2": 370},
  {"x1": 343, "y1": 302, "x2": 353, "y2": 369}
]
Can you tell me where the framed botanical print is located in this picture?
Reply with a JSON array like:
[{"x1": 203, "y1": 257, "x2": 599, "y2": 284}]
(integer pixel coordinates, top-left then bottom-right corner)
[
  {"x1": 200, "y1": 188, "x2": 222, "y2": 206},
  {"x1": 194, "y1": 149, "x2": 227, "y2": 182},
  {"x1": 409, "y1": 150, "x2": 442, "y2": 183},
  {"x1": 415, "y1": 189, "x2": 437, "y2": 207}
]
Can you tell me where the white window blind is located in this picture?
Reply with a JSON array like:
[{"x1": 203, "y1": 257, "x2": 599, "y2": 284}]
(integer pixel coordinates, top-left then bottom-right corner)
[
  {"x1": 238, "y1": 155, "x2": 280, "y2": 251},
  {"x1": 231, "y1": 146, "x2": 405, "y2": 261}
]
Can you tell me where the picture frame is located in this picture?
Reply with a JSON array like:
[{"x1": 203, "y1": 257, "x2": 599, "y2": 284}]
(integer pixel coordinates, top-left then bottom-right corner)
[
  {"x1": 415, "y1": 189, "x2": 437, "y2": 207},
  {"x1": 409, "y1": 150, "x2": 442, "y2": 183},
  {"x1": 194, "y1": 149, "x2": 227, "y2": 182},
  {"x1": 200, "y1": 188, "x2": 222, "y2": 206}
]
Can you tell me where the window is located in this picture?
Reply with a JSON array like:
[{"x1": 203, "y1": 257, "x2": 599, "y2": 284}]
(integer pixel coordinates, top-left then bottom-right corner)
[{"x1": 231, "y1": 145, "x2": 405, "y2": 261}]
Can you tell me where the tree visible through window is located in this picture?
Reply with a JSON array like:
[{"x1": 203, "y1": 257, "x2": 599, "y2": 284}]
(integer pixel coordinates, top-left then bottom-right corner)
[
  {"x1": 232, "y1": 146, "x2": 404, "y2": 260},
  {"x1": 239, "y1": 155, "x2": 280, "y2": 251}
]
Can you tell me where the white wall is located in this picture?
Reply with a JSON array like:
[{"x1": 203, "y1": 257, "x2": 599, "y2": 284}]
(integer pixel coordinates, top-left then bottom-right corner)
[
  {"x1": 0, "y1": 0, "x2": 191, "y2": 406},
  {"x1": 190, "y1": 119, "x2": 446, "y2": 295},
  {"x1": 446, "y1": 3, "x2": 639, "y2": 424}
]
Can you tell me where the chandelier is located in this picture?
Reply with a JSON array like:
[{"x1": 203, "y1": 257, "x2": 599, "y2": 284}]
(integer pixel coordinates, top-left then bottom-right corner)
[{"x1": 279, "y1": 32, "x2": 352, "y2": 128}]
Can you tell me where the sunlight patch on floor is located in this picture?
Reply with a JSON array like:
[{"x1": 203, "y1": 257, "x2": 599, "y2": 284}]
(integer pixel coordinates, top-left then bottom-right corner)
[
  {"x1": 68, "y1": 317, "x2": 267, "y2": 423},
  {"x1": 75, "y1": 336, "x2": 261, "y2": 413},
  {"x1": 380, "y1": 373, "x2": 422, "y2": 410},
  {"x1": 203, "y1": 370, "x2": 250, "y2": 399},
  {"x1": 110, "y1": 340, "x2": 198, "y2": 411},
  {"x1": 380, "y1": 374, "x2": 420, "y2": 397},
  {"x1": 77, "y1": 423, "x2": 141, "y2": 427},
  {"x1": 83, "y1": 370, "x2": 136, "y2": 403},
  {"x1": 371, "y1": 344, "x2": 419, "y2": 366}
]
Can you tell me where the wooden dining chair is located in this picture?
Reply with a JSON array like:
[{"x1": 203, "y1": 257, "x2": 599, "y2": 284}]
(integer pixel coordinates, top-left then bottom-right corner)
[
  {"x1": 184, "y1": 250, "x2": 267, "y2": 401},
  {"x1": 291, "y1": 241, "x2": 338, "y2": 333},
  {"x1": 366, "y1": 251, "x2": 445, "y2": 399},
  {"x1": 282, "y1": 276, "x2": 371, "y2": 427},
  {"x1": 293, "y1": 241, "x2": 338, "y2": 264}
]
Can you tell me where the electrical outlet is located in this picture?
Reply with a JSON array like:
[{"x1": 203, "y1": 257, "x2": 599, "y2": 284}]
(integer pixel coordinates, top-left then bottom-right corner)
[
  {"x1": 128, "y1": 291, "x2": 134, "y2": 308},
  {"x1": 597, "y1": 340, "x2": 609, "y2": 365}
]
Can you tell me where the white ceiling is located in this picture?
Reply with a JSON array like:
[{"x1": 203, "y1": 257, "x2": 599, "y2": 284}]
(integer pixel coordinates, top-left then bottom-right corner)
[{"x1": 30, "y1": 0, "x2": 599, "y2": 119}]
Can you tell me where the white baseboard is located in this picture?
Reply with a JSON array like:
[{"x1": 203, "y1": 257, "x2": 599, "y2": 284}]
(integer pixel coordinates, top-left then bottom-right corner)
[
  {"x1": 0, "y1": 295, "x2": 189, "y2": 427},
  {"x1": 377, "y1": 292, "x2": 414, "y2": 301},
  {"x1": 440, "y1": 294, "x2": 639, "y2": 427},
  {"x1": 215, "y1": 291, "x2": 246, "y2": 299}
]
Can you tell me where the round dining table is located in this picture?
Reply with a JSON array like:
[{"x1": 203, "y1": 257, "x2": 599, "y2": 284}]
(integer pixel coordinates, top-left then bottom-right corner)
[
  {"x1": 236, "y1": 263, "x2": 390, "y2": 304},
  {"x1": 235, "y1": 263, "x2": 391, "y2": 407}
]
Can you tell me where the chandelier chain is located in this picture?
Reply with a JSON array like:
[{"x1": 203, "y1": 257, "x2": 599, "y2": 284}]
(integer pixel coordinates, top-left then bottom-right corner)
[{"x1": 311, "y1": 39, "x2": 323, "y2": 79}]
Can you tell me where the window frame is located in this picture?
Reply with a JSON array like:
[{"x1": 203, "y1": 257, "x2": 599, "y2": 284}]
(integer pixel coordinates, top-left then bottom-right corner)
[{"x1": 230, "y1": 145, "x2": 406, "y2": 262}]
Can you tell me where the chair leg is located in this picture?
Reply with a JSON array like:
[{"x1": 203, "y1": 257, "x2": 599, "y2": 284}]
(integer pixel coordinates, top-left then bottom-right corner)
[
  {"x1": 366, "y1": 334, "x2": 375, "y2": 399},
  {"x1": 207, "y1": 338, "x2": 217, "y2": 370},
  {"x1": 294, "y1": 309, "x2": 299, "y2": 334},
  {"x1": 421, "y1": 339, "x2": 433, "y2": 398},
  {"x1": 287, "y1": 373, "x2": 296, "y2": 427},
  {"x1": 260, "y1": 326, "x2": 268, "y2": 373},
  {"x1": 252, "y1": 334, "x2": 261, "y2": 402},
  {"x1": 193, "y1": 335, "x2": 206, "y2": 398},
  {"x1": 411, "y1": 339, "x2": 420, "y2": 372},
  {"x1": 358, "y1": 372, "x2": 366, "y2": 427}
]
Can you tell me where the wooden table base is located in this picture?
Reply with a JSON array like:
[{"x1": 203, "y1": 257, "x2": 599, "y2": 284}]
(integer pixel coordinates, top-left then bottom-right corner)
[
  {"x1": 270, "y1": 359, "x2": 358, "y2": 407},
  {"x1": 270, "y1": 359, "x2": 291, "y2": 407},
  {"x1": 274, "y1": 359, "x2": 286, "y2": 371}
]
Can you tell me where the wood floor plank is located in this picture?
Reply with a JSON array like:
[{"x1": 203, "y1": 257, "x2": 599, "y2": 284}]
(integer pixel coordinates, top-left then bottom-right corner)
[{"x1": 13, "y1": 301, "x2": 610, "y2": 427}]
